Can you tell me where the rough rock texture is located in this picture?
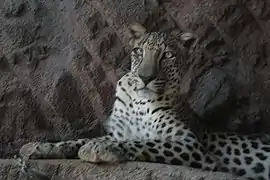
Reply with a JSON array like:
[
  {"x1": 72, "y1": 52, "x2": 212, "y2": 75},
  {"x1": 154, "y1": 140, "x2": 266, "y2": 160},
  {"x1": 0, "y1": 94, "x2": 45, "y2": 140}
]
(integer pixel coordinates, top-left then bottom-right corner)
[
  {"x1": 1, "y1": 0, "x2": 270, "y2": 179},
  {"x1": 188, "y1": 67, "x2": 233, "y2": 118},
  {"x1": 0, "y1": 160, "x2": 243, "y2": 180}
]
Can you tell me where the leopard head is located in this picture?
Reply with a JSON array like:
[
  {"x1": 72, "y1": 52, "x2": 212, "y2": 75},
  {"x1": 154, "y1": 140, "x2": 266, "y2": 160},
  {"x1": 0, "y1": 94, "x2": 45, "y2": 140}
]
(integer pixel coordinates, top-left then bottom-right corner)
[{"x1": 127, "y1": 22, "x2": 194, "y2": 99}]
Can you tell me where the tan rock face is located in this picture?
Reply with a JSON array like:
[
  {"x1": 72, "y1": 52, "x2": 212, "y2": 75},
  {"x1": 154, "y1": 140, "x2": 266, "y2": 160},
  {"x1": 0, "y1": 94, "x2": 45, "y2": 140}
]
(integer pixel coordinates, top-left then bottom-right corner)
[{"x1": 0, "y1": 0, "x2": 270, "y2": 178}]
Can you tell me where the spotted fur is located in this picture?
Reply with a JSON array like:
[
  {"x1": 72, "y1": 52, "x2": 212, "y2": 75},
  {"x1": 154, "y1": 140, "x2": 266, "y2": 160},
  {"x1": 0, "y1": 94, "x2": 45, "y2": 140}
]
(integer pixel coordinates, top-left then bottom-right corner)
[{"x1": 20, "y1": 23, "x2": 270, "y2": 180}]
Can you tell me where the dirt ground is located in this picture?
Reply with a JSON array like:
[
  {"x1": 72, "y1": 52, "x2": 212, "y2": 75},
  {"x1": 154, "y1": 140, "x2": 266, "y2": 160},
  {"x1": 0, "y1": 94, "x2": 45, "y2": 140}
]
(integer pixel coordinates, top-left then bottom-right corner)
[{"x1": 0, "y1": 0, "x2": 270, "y2": 178}]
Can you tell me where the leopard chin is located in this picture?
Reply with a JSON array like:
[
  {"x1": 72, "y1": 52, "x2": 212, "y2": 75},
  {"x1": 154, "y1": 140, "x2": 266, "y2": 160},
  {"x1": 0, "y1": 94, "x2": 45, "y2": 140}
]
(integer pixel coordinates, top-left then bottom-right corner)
[{"x1": 136, "y1": 88, "x2": 158, "y2": 99}]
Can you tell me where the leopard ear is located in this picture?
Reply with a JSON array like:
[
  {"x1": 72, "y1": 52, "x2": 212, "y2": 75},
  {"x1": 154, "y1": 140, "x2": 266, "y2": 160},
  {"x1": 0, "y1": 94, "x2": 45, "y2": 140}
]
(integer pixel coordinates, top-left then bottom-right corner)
[
  {"x1": 128, "y1": 22, "x2": 147, "y2": 46},
  {"x1": 171, "y1": 30, "x2": 195, "y2": 42},
  {"x1": 179, "y1": 32, "x2": 194, "y2": 41},
  {"x1": 180, "y1": 32, "x2": 196, "y2": 49},
  {"x1": 172, "y1": 31, "x2": 196, "y2": 49}
]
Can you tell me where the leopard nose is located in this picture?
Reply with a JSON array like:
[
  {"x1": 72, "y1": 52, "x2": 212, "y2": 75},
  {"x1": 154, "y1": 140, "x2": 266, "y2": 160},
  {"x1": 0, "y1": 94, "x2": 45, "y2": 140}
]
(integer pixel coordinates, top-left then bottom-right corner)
[{"x1": 139, "y1": 74, "x2": 156, "y2": 85}]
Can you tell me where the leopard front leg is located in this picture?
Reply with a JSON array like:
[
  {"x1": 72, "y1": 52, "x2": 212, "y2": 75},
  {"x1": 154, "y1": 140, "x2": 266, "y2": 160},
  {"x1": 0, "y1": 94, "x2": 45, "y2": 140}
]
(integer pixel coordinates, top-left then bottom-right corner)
[
  {"x1": 19, "y1": 138, "x2": 90, "y2": 159},
  {"x1": 78, "y1": 138, "x2": 221, "y2": 171},
  {"x1": 78, "y1": 136, "x2": 132, "y2": 163}
]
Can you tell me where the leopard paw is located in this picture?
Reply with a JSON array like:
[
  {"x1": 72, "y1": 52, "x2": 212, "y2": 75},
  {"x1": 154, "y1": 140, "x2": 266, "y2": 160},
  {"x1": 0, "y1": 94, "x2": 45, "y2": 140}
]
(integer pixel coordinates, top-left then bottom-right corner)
[
  {"x1": 78, "y1": 140, "x2": 127, "y2": 163},
  {"x1": 19, "y1": 142, "x2": 41, "y2": 159}
]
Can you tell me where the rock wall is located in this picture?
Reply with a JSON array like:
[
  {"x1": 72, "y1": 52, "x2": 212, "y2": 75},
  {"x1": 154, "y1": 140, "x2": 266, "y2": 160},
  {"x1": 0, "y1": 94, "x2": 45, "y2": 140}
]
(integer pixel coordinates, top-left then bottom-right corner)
[{"x1": 0, "y1": 0, "x2": 270, "y2": 161}]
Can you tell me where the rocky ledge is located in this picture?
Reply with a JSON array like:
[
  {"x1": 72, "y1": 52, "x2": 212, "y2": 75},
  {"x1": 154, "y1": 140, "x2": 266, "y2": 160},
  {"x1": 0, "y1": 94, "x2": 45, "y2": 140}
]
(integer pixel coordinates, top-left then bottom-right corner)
[{"x1": 0, "y1": 159, "x2": 243, "y2": 180}]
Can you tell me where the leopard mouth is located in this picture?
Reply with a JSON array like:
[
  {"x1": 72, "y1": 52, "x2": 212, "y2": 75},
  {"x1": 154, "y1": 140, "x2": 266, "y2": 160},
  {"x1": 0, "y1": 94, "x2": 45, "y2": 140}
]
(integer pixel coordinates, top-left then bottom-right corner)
[
  {"x1": 136, "y1": 87, "x2": 154, "y2": 93},
  {"x1": 136, "y1": 87, "x2": 158, "y2": 99}
]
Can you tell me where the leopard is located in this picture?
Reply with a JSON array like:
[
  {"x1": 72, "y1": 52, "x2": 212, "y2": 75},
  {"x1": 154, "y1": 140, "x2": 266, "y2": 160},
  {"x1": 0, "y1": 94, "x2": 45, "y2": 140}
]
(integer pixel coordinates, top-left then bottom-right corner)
[{"x1": 19, "y1": 22, "x2": 270, "y2": 180}]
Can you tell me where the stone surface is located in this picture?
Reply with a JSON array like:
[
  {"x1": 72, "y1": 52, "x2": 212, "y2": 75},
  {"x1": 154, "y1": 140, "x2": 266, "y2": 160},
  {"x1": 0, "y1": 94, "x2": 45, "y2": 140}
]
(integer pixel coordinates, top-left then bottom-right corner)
[
  {"x1": 1, "y1": 0, "x2": 270, "y2": 179},
  {"x1": 188, "y1": 67, "x2": 232, "y2": 118},
  {"x1": 0, "y1": 160, "x2": 242, "y2": 180}
]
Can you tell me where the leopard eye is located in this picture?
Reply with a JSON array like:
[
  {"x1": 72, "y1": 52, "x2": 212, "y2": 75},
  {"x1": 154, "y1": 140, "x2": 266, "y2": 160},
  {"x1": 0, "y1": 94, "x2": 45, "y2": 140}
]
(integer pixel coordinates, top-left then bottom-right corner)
[
  {"x1": 163, "y1": 51, "x2": 174, "y2": 59},
  {"x1": 132, "y1": 47, "x2": 143, "y2": 55}
]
